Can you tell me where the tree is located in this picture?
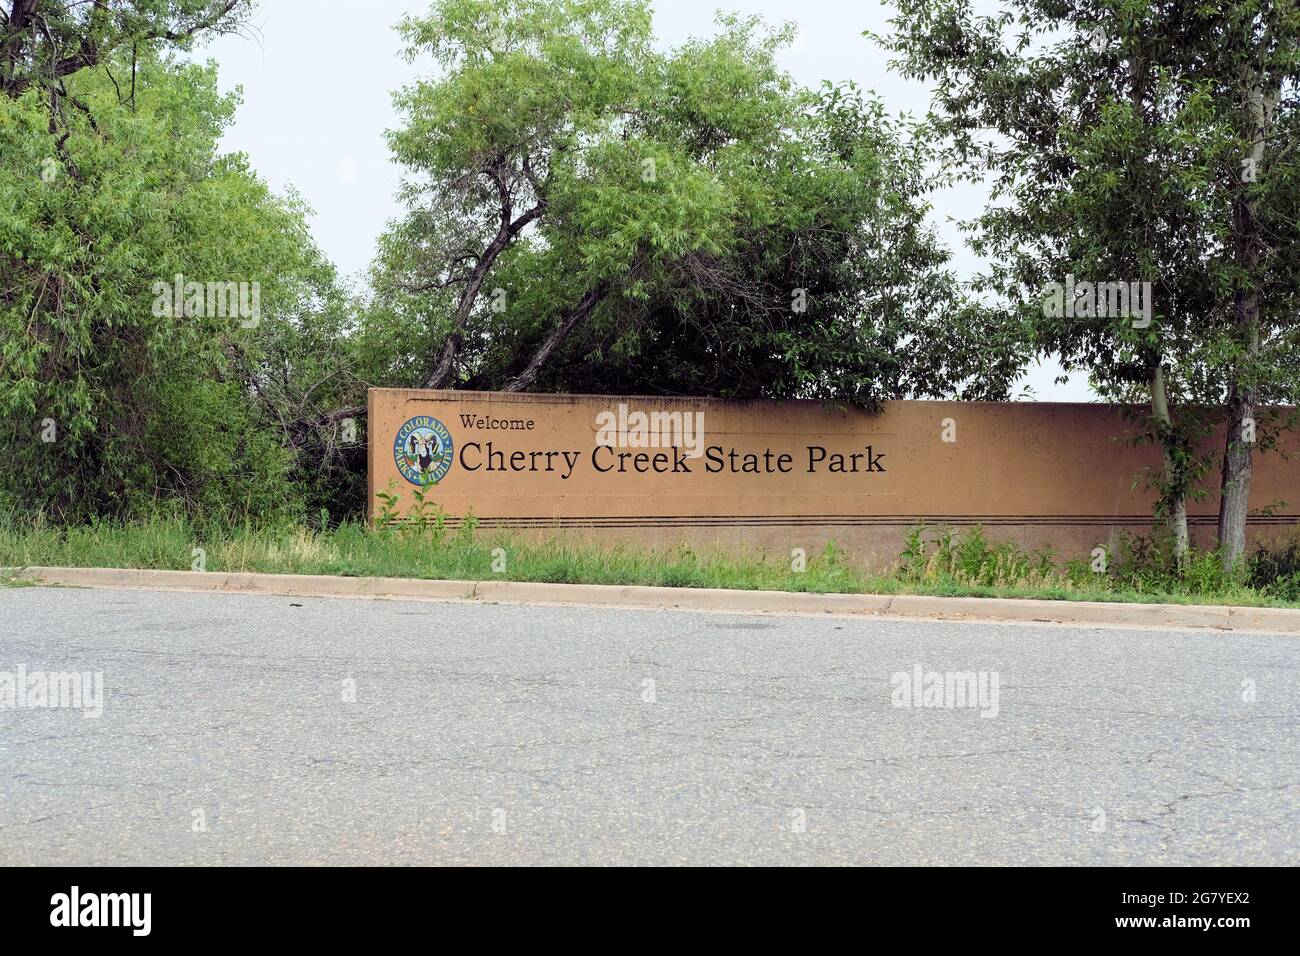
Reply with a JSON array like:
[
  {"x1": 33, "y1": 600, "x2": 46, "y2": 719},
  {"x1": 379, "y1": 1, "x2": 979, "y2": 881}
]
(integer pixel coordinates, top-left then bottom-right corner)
[
  {"x1": 1204, "y1": 2, "x2": 1300, "y2": 566},
  {"x1": 0, "y1": 52, "x2": 339, "y2": 521},
  {"x1": 374, "y1": 1, "x2": 1025, "y2": 406},
  {"x1": 878, "y1": 0, "x2": 1300, "y2": 568},
  {"x1": 385, "y1": 0, "x2": 652, "y2": 390},
  {"x1": 1, "y1": 2, "x2": 251, "y2": 130}
]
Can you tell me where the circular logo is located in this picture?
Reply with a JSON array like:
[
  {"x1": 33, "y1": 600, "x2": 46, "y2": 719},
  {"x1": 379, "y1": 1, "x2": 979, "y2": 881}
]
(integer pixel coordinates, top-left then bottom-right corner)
[{"x1": 394, "y1": 416, "x2": 454, "y2": 486}]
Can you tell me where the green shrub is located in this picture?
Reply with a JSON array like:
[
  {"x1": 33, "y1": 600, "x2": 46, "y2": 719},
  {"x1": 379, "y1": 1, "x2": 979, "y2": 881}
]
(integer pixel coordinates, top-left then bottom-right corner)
[{"x1": 1248, "y1": 541, "x2": 1300, "y2": 600}]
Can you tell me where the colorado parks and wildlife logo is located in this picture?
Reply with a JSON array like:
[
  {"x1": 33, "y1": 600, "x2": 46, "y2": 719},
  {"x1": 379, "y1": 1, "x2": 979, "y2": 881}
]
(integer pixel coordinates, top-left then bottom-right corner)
[{"x1": 394, "y1": 416, "x2": 453, "y2": 486}]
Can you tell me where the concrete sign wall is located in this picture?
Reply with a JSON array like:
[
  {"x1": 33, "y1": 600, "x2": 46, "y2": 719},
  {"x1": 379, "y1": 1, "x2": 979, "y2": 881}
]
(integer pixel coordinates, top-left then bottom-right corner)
[{"x1": 368, "y1": 389, "x2": 1300, "y2": 564}]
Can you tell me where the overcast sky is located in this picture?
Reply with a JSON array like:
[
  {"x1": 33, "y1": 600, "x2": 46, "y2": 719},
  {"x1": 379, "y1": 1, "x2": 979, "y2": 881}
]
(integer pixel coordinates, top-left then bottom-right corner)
[{"x1": 197, "y1": 0, "x2": 1093, "y2": 401}]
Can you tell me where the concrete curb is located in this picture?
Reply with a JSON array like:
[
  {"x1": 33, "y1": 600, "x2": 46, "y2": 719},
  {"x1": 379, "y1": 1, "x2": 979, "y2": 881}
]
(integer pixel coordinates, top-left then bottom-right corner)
[{"x1": 6, "y1": 565, "x2": 1300, "y2": 634}]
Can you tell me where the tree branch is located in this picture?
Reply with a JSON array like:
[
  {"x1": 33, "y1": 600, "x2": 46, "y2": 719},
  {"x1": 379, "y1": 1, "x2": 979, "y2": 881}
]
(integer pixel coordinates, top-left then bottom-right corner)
[
  {"x1": 422, "y1": 192, "x2": 545, "y2": 389},
  {"x1": 502, "y1": 284, "x2": 609, "y2": 392}
]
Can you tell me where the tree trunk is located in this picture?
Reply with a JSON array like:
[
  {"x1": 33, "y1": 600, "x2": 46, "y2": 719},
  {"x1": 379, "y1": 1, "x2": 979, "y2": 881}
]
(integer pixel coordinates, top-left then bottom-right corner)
[
  {"x1": 501, "y1": 285, "x2": 606, "y2": 392},
  {"x1": 424, "y1": 247, "x2": 501, "y2": 389},
  {"x1": 424, "y1": 174, "x2": 544, "y2": 389},
  {"x1": 1218, "y1": 259, "x2": 1260, "y2": 570},
  {"x1": 1, "y1": 2, "x2": 37, "y2": 97},
  {"x1": 1217, "y1": 70, "x2": 1274, "y2": 571},
  {"x1": 1218, "y1": 382, "x2": 1255, "y2": 571},
  {"x1": 1149, "y1": 361, "x2": 1189, "y2": 568},
  {"x1": 424, "y1": 225, "x2": 517, "y2": 389}
]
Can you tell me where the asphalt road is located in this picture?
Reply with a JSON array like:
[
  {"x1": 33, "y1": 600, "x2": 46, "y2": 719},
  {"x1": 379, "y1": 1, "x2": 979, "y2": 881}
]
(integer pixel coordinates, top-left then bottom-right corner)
[{"x1": 2, "y1": 586, "x2": 1297, "y2": 865}]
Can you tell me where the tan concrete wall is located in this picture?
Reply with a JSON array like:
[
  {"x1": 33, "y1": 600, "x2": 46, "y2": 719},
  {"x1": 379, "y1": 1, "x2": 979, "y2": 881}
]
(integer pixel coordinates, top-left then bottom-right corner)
[{"x1": 368, "y1": 389, "x2": 1300, "y2": 568}]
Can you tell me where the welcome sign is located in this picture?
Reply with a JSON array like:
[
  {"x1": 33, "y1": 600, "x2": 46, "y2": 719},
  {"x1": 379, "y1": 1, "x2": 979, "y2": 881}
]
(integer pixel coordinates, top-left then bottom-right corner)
[
  {"x1": 368, "y1": 389, "x2": 1300, "y2": 562},
  {"x1": 393, "y1": 405, "x2": 885, "y2": 483}
]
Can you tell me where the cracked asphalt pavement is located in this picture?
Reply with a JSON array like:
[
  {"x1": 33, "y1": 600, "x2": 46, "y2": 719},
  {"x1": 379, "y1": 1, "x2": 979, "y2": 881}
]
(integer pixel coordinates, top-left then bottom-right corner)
[{"x1": 2, "y1": 586, "x2": 1298, "y2": 865}]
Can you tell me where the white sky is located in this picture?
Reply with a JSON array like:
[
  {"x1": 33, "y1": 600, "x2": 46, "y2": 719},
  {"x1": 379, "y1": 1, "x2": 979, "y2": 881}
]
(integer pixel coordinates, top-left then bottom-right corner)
[{"x1": 198, "y1": 0, "x2": 1092, "y2": 401}]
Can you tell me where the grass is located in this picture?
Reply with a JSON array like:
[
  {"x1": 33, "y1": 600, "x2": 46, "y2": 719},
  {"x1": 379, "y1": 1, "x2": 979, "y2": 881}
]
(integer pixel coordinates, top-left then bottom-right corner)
[{"x1": 1, "y1": 512, "x2": 1298, "y2": 609}]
